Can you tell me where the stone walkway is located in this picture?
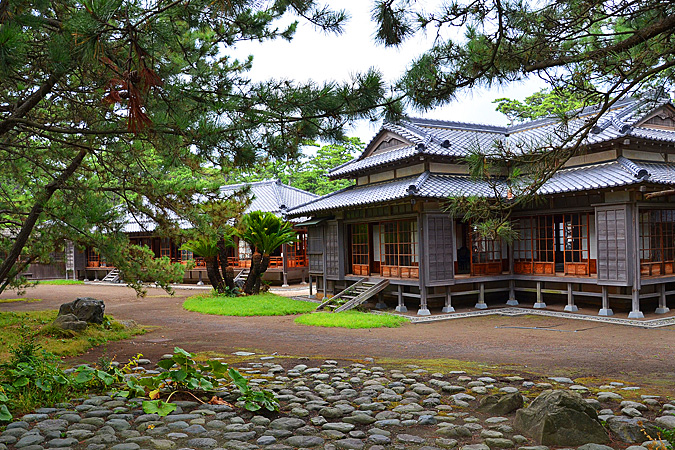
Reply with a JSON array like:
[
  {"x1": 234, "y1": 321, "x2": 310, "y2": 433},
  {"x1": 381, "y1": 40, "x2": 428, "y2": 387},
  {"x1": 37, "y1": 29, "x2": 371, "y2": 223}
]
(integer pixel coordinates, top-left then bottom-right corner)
[
  {"x1": 402, "y1": 307, "x2": 675, "y2": 328},
  {"x1": 3, "y1": 356, "x2": 674, "y2": 450}
]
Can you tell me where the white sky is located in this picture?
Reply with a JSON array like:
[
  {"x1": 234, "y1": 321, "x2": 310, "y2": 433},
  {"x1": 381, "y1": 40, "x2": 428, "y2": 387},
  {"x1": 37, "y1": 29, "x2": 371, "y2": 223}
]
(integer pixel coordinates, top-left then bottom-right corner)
[{"x1": 232, "y1": 0, "x2": 548, "y2": 146}]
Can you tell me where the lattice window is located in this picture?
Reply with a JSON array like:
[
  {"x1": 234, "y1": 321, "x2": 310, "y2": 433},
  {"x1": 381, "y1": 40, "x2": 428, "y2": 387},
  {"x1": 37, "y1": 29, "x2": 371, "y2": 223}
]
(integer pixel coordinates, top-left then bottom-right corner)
[
  {"x1": 640, "y1": 209, "x2": 675, "y2": 276},
  {"x1": 180, "y1": 249, "x2": 194, "y2": 261},
  {"x1": 350, "y1": 224, "x2": 369, "y2": 267},
  {"x1": 287, "y1": 230, "x2": 307, "y2": 268},
  {"x1": 380, "y1": 220, "x2": 419, "y2": 278},
  {"x1": 87, "y1": 248, "x2": 100, "y2": 267},
  {"x1": 470, "y1": 227, "x2": 502, "y2": 276},
  {"x1": 514, "y1": 213, "x2": 592, "y2": 275},
  {"x1": 160, "y1": 238, "x2": 172, "y2": 258}
]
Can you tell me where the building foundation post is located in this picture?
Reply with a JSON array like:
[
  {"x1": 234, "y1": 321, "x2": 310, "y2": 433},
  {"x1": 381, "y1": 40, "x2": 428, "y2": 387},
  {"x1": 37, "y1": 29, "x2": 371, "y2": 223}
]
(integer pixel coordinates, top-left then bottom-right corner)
[
  {"x1": 308, "y1": 274, "x2": 313, "y2": 297},
  {"x1": 564, "y1": 283, "x2": 578, "y2": 312},
  {"x1": 375, "y1": 291, "x2": 387, "y2": 310},
  {"x1": 417, "y1": 286, "x2": 431, "y2": 316},
  {"x1": 598, "y1": 286, "x2": 614, "y2": 316},
  {"x1": 442, "y1": 286, "x2": 455, "y2": 313},
  {"x1": 197, "y1": 271, "x2": 204, "y2": 286},
  {"x1": 628, "y1": 286, "x2": 644, "y2": 319},
  {"x1": 656, "y1": 284, "x2": 670, "y2": 314},
  {"x1": 395, "y1": 285, "x2": 407, "y2": 313},
  {"x1": 506, "y1": 280, "x2": 518, "y2": 306},
  {"x1": 533, "y1": 281, "x2": 546, "y2": 308},
  {"x1": 475, "y1": 283, "x2": 488, "y2": 309}
]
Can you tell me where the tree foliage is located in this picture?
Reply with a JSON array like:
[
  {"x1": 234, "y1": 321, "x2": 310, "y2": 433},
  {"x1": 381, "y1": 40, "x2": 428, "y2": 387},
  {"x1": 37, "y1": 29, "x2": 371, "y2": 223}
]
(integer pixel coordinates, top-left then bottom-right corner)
[
  {"x1": 236, "y1": 211, "x2": 296, "y2": 295},
  {"x1": 229, "y1": 137, "x2": 364, "y2": 196},
  {"x1": 493, "y1": 87, "x2": 602, "y2": 124},
  {"x1": 0, "y1": 0, "x2": 396, "y2": 292},
  {"x1": 372, "y1": 0, "x2": 675, "y2": 239}
]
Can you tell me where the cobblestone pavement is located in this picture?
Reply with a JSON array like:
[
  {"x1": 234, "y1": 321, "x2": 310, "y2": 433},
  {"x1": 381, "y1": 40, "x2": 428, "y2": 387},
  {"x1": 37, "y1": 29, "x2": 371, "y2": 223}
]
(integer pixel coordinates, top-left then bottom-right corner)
[{"x1": 2, "y1": 355, "x2": 674, "y2": 450}]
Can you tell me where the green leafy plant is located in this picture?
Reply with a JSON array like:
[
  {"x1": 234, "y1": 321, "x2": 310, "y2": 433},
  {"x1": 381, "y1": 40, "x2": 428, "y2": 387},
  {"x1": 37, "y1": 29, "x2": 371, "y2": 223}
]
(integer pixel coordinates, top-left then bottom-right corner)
[
  {"x1": 229, "y1": 368, "x2": 279, "y2": 412},
  {"x1": 0, "y1": 334, "x2": 75, "y2": 419},
  {"x1": 139, "y1": 347, "x2": 278, "y2": 416}
]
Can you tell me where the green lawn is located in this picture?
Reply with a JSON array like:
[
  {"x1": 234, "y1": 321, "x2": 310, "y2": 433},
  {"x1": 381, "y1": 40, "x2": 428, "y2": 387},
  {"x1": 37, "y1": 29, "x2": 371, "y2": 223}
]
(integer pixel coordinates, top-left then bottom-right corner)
[
  {"x1": 36, "y1": 279, "x2": 84, "y2": 285},
  {"x1": 294, "y1": 310, "x2": 409, "y2": 329},
  {"x1": 0, "y1": 311, "x2": 145, "y2": 360},
  {"x1": 183, "y1": 293, "x2": 318, "y2": 316}
]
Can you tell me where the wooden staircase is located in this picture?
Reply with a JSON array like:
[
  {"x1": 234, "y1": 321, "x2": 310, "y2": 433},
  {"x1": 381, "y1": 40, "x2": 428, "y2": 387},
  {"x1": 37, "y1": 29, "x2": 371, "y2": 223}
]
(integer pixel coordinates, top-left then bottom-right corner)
[
  {"x1": 316, "y1": 278, "x2": 390, "y2": 313},
  {"x1": 234, "y1": 268, "x2": 250, "y2": 284},
  {"x1": 101, "y1": 269, "x2": 120, "y2": 283}
]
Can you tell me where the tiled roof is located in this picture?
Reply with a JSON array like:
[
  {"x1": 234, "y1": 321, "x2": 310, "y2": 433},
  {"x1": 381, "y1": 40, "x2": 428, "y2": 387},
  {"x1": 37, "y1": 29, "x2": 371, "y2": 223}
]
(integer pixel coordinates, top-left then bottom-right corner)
[
  {"x1": 220, "y1": 179, "x2": 318, "y2": 215},
  {"x1": 288, "y1": 158, "x2": 675, "y2": 216},
  {"x1": 330, "y1": 95, "x2": 675, "y2": 179},
  {"x1": 122, "y1": 180, "x2": 317, "y2": 232}
]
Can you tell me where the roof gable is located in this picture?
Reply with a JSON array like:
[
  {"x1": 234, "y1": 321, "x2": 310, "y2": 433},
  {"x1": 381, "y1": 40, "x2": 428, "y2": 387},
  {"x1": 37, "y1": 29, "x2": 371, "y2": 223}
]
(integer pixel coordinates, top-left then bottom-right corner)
[{"x1": 637, "y1": 105, "x2": 675, "y2": 131}]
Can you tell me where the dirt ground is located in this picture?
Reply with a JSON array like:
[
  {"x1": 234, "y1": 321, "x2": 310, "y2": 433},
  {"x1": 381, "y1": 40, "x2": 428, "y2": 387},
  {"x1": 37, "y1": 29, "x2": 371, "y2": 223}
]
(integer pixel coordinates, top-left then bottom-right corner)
[{"x1": 2, "y1": 284, "x2": 674, "y2": 391}]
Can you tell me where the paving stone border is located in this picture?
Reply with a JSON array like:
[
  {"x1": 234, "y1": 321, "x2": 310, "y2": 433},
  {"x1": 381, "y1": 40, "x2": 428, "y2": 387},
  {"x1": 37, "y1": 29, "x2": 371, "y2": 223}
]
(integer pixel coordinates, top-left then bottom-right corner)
[{"x1": 3, "y1": 356, "x2": 674, "y2": 450}]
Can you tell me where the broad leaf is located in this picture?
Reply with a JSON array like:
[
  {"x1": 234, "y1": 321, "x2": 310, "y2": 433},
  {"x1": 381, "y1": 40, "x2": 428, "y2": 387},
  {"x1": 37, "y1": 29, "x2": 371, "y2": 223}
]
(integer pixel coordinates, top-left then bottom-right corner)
[
  {"x1": 142, "y1": 400, "x2": 177, "y2": 417},
  {"x1": 0, "y1": 404, "x2": 11, "y2": 421}
]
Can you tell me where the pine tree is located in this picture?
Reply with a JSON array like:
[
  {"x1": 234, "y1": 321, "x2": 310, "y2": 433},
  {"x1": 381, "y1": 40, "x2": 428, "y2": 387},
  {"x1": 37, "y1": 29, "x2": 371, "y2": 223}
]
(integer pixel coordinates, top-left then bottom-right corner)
[{"x1": 0, "y1": 0, "x2": 395, "y2": 292}]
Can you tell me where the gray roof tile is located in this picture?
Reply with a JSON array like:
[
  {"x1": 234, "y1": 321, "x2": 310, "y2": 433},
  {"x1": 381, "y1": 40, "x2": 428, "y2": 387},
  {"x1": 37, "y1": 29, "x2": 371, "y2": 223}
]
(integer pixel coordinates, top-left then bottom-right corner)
[
  {"x1": 123, "y1": 179, "x2": 317, "y2": 232},
  {"x1": 330, "y1": 96, "x2": 675, "y2": 179},
  {"x1": 288, "y1": 158, "x2": 675, "y2": 216}
]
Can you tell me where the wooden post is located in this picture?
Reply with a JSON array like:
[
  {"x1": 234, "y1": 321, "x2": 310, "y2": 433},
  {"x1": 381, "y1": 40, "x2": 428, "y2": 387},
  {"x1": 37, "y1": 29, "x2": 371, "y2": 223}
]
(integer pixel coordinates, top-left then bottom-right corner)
[
  {"x1": 564, "y1": 283, "x2": 578, "y2": 312},
  {"x1": 395, "y1": 285, "x2": 407, "y2": 312},
  {"x1": 598, "y1": 286, "x2": 613, "y2": 316},
  {"x1": 308, "y1": 274, "x2": 313, "y2": 297},
  {"x1": 628, "y1": 286, "x2": 644, "y2": 319},
  {"x1": 418, "y1": 286, "x2": 430, "y2": 315},
  {"x1": 442, "y1": 285, "x2": 454, "y2": 313},
  {"x1": 475, "y1": 283, "x2": 487, "y2": 309},
  {"x1": 506, "y1": 280, "x2": 518, "y2": 306},
  {"x1": 656, "y1": 283, "x2": 670, "y2": 314},
  {"x1": 323, "y1": 276, "x2": 327, "y2": 299},
  {"x1": 197, "y1": 271, "x2": 204, "y2": 286},
  {"x1": 533, "y1": 281, "x2": 546, "y2": 308},
  {"x1": 281, "y1": 244, "x2": 289, "y2": 287}
]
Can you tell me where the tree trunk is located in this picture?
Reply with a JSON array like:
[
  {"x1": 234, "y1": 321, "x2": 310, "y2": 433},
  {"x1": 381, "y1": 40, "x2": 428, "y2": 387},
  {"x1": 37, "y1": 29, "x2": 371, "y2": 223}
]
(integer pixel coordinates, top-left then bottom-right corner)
[
  {"x1": 243, "y1": 252, "x2": 262, "y2": 295},
  {"x1": 217, "y1": 238, "x2": 235, "y2": 291},
  {"x1": 224, "y1": 266, "x2": 235, "y2": 291},
  {"x1": 0, "y1": 148, "x2": 87, "y2": 294},
  {"x1": 252, "y1": 254, "x2": 271, "y2": 295},
  {"x1": 205, "y1": 256, "x2": 225, "y2": 294}
]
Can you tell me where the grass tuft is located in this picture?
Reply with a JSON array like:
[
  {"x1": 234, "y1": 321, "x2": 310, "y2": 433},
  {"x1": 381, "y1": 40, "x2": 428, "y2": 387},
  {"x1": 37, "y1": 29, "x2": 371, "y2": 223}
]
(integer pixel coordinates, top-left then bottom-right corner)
[
  {"x1": 0, "y1": 298, "x2": 41, "y2": 303},
  {"x1": 183, "y1": 293, "x2": 317, "y2": 316},
  {"x1": 35, "y1": 279, "x2": 84, "y2": 285},
  {"x1": 294, "y1": 310, "x2": 409, "y2": 329}
]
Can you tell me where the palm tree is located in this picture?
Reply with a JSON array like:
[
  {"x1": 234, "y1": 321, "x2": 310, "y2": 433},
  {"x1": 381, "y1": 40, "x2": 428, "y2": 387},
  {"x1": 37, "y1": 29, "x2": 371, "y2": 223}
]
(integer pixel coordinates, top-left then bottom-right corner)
[
  {"x1": 181, "y1": 235, "x2": 234, "y2": 293},
  {"x1": 236, "y1": 211, "x2": 296, "y2": 295}
]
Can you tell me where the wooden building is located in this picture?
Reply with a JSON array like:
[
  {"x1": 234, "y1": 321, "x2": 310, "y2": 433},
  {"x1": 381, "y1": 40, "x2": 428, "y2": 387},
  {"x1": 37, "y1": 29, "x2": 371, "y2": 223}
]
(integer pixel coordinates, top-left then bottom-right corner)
[
  {"x1": 83, "y1": 179, "x2": 316, "y2": 285},
  {"x1": 287, "y1": 96, "x2": 675, "y2": 318}
]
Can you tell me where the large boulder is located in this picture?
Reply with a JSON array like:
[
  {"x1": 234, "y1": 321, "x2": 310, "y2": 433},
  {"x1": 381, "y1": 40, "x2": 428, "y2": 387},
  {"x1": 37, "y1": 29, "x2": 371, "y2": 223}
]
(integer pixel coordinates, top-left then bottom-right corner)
[
  {"x1": 58, "y1": 297, "x2": 105, "y2": 324},
  {"x1": 514, "y1": 390, "x2": 610, "y2": 446},
  {"x1": 53, "y1": 314, "x2": 88, "y2": 331},
  {"x1": 478, "y1": 393, "x2": 524, "y2": 415}
]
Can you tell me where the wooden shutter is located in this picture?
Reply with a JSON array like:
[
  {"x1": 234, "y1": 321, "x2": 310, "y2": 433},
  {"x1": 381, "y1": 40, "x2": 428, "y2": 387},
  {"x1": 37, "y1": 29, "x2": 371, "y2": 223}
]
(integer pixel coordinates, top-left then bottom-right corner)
[
  {"x1": 325, "y1": 221, "x2": 340, "y2": 278},
  {"x1": 596, "y1": 205, "x2": 633, "y2": 285},
  {"x1": 424, "y1": 214, "x2": 455, "y2": 284},
  {"x1": 307, "y1": 225, "x2": 324, "y2": 274}
]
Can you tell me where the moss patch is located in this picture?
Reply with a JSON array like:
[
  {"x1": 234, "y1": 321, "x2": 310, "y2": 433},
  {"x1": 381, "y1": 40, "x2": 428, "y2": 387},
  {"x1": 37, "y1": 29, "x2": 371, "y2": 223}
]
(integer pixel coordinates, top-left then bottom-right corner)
[{"x1": 0, "y1": 310, "x2": 145, "y2": 360}]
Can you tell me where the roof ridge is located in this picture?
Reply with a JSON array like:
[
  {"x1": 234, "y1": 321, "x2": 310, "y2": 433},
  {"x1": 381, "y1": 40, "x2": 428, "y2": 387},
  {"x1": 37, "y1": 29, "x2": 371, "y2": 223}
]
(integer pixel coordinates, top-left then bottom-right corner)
[{"x1": 618, "y1": 156, "x2": 650, "y2": 180}]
